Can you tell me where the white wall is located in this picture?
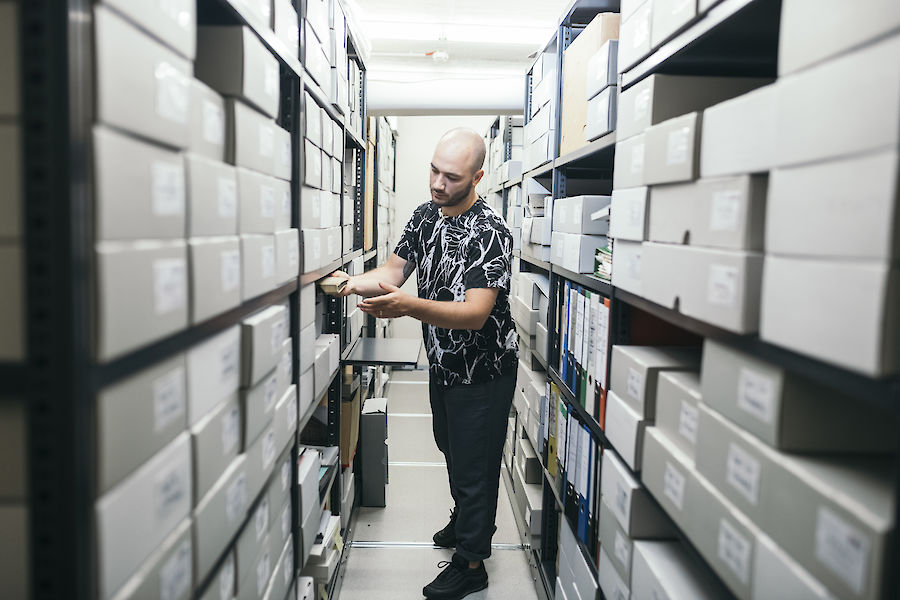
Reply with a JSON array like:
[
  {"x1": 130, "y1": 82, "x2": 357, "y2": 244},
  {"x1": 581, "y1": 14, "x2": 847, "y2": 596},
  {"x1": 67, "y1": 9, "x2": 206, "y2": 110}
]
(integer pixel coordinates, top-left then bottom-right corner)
[{"x1": 389, "y1": 115, "x2": 498, "y2": 340}]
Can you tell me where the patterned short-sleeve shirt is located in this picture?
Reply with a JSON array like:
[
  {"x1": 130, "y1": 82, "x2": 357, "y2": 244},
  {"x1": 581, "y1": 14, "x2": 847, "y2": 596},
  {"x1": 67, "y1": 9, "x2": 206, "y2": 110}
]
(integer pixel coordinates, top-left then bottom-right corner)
[{"x1": 394, "y1": 197, "x2": 519, "y2": 387}]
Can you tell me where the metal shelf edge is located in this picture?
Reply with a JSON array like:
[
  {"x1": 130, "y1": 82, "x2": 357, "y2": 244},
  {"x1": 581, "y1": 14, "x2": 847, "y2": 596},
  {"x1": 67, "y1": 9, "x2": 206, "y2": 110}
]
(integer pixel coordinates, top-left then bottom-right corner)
[
  {"x1": 551, "y1": 265, "x2": 612, "y2": 296},
  {"x1": 517, "y1": 253, "x2": 552, "y2": 272},
  {"x1": 553, "y1": 132, "x2": 616, "y2": 169},
  {"x1": 523, "y1": 162, "x2": 554, "y2": 181},
  {"x1": 548, "y1": 367, "x2": 607, "y2": 443}
]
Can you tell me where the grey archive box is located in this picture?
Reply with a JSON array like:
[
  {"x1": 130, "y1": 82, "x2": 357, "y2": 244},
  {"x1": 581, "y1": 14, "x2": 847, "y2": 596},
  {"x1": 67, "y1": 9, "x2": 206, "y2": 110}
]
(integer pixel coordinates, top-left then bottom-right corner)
[{"x1": 359, "y1": 397, "x2": 388, "y2": 507}]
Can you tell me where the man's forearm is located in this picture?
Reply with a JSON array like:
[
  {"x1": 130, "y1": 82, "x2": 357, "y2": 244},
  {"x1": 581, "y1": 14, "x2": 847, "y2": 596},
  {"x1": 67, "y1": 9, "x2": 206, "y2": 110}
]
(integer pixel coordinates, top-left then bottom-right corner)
[
  {"x1": 406, "y1": 297, "x2": 489, "y2": 330},
  {"x1": 349, "y1": 265, "x2": 404, "y2": 297}
]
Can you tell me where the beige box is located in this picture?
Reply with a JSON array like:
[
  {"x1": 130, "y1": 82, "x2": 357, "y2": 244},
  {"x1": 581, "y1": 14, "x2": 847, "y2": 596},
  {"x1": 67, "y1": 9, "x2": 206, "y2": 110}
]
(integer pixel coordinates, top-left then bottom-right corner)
[
  {"x1": 778, "y1": 0, "x2": 900, "y2": 76},
  {"x1": 605, "y1": 389, "x2": 648, "y2": 471},
  {"x1": 304, "y1": 139, "x2": 323, "y2": 189},
  {"x1": 303, "y1": 93, "x2": 322, "y2": 148},
  {"x1": 188, "y1": 236, "x2": 242, "y2": 323},
  {"x1": 617, "y1": 74, "x2": 770, "y2": 141},
  {"x1": 610, "y1": 239, "x2": 643, "y2": 296},
  {"x1": 0, "y1": 400, "x2": 26, "y2": 500},
  {"x1": 193, "y1": 455, "x2": 250, "y2": 584},
  {"x1": 0, "y1": 125, "x2": 21, "y2": 239},
  {"x1": 186, "y1": 154, "x2": 238, "y2": 236},
  {"x1": 189, "y1": 78, "x2": 227, "y2": 162},
  {"x1": 110, "y1": 518, "x2": 192, "y2": 600},
  {"x1": 562, "y1": 233, "x2": 608, "y2": 274},
  {"x1": 241, "y1": 304, "x2": 287, "y2": 387},
  {"x1": 96, "y1": 240, "x2": 189, "y2": 361},
  {"x1": 240, "y1": 234, "x2": 277, "y2": 300},
  {"x1": 632, "y1": 539, "x2": 732, "y2": 600},
  {"x1": 701, "y1": 339, "x2": 896, "y2": 452},
  {"x1": 553, "y1": 195, "x2": 611, "y2": 235},
  {"x1": 618, "y1": 1, "x2": 652, "y2": 72},
  {"x1": 586, "y1": 41, "x2": 619, "y2": 100},
  {"x1": 760, "y1": 256, "x2": 900, "y2": 376},
  {"x1": 775, "y1": 34, "x2": 900, "y2": 168},
  {"x1": 649, "y1": 175, "x2": 767, "y2": 250},
  {"x1": 766, "y1": 150, "x2": 900, "y2": 261},
  {"x1": 612, "y1": 132, "x2": 645, "y2": 189},
  {"x1": 343, "y1": 224, "x2": 353, "y2": 254},
  {"x1": 96, "y1": 433, "x2": 192, "y2": 599},
  {"x1": 644, "y1": 111, "x2": 702, "y2": 185},
  {"x1": 0, "y1": 4, "x2": 20, "y2": 116},
  {"x1": 93, "y1": 126, "x2": 186, "y2": 241},
  {"x1": 610, "y1": 345, "x2": 699, "y2": 419},
  {"x1": 100, "y1": 0, "x2": 196, "y2": 59},
  {"x1": 585, "y1": 86, "x2": 618, "y2": 142},
  {"x1": 598, "y1": 498, "x2": 636, "y2": 583},
  {"x1": 651, "y1": 0, "x2": 697, "y2": 47},
  {"x1": 609, "y1": 186, "x2": 648, "y2": 241},
  {"x1": 276, "y1": 229, "x2": 300, "y2": 284},
  {"x1": 641, "y1": 426, "x2": 700, "y2": 532},
  {"x1": 272, "y1": 0, "x2": 300, "y2": 58},
  {"x1": 301, "y1": 228, "x2": 324, "y2": 273},
  {"x1": 191, "y1": 393, "x2": 241, "y2": 504},
  {"x1": 600, "y1": 447, "x2": 674, "y2": 537},
  {"x1": 227, "y1": 101, "x2": 280, "y2": 178},
  {"x1": 97, "y1": 354, "x2": 187, "y2": 494},
  {"x1": 186, "y1": 325, "x2": 241, "y2": 425},
  {"x1": 654, "y1": 371, "x2": 701, "y2": 463},
  {"x1": 752, "y1": 532, "x2": 836, "y2": 600},
  {"x1": 196, "y1": 26, "x2": 279, "y2": 118},
  {"x1": 700, "y1": 85, "x2": 777, "y2": 177},
  {"x1": 94, "y1": 7, "x2": 191, "y2": 149}
]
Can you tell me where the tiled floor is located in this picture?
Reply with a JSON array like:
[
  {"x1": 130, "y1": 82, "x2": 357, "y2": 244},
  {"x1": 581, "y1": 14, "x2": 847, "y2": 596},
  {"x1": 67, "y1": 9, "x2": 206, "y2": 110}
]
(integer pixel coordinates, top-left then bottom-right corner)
[{"x1": 338, "y1": 370, "x2": 540, "y2": 600}]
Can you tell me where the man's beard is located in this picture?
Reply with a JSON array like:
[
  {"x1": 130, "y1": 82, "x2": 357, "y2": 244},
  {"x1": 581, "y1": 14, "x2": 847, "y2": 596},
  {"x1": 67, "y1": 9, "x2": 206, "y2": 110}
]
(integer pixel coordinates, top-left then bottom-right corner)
[{"x1": 431, "y1": 181, "x2": 473, "y2": 207}]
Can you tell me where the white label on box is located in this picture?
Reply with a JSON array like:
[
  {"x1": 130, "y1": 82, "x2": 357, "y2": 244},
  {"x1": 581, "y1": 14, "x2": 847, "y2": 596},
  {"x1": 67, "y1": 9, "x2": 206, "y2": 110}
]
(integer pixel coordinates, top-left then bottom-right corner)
[
  {"x1": 155, "y1": 62, "x2": 189, "y2": 124},
  {"x1": 710, "y1": 190, "x2": 742, "y2": 232},
  {"x1": 280, "y1": 459, "x2": 290, "y2": 492},
  {"x1": 225, "y1": 472, "x2": 247, "y2": 525},
  {"x1": 264, "y1": 376, "x2": 278, "y2": 412},
  {"x1": 718, "y1": 519, "x2": 751, "y2": 584},
  {"x1": 663, "y1": 461, "x2": 686, "y2": 511},
  {"x1": 159, "y1": 539, "x2": 191, "y2": 600},
  {"x1": 726, "y1": 442, "x2": 761, "y2": 505},
  {"x1": 153, "y1": 367, "x2": 186, "y2": 433},
  {"x1": 259, "y1": 124, "x2": 274, "y2": 158},
  {"x1": 707, "y1": 264, "x2": 738, "y2": 306},
  {"x1": 631, "y1": 143, "x2": 644, "y2": 174},
  {"x1": 281, "y1": 136, "x2": 291, "y2": 168},
  {"x1": 666, "y1": 127, "x2": 691, "y2": 166},
  {"x1": 271, "y1": 320, "x2": 285, "y2": 354},
  {"x1": 256, "y1": 550, "x2": 271, "y2": 597},
  {"x1": 815, "y1": 507, "x2": 870, "y2": 595},
  {"x1": 626, "y1": 367, "x2": 643, "y2": 401},
  {"x1": 614, "y1": 531, "x2": 630, "y2": 567},
  {"x1": 627, "y1": 197, "x2": 644, "y2": 228},
  {"x1": 262, "y1": 428, "x2": 277, "y2": 469},
  {"x1": 218, "y1": 554, "x2": 235, "y2": 600},
  {"x1": 220, "y1": 342, "x2": 239, "y2": 383},
  {"x1": 281, "y1": 503, "x2": 291, "y2": 541},
  {"x1": 634, "y1": 88, "x2": 651, "y2": 124},
  {"x1": 254, "y1": 495, "x2": 269, "y2": 540},
  {"x1": 153, "y1": 258, "x2": 187, "y2": 315},
  {"x1": 282, "y1": 188, "x2": 291, "y2": 217},
  {"x1": 217, "y1": 177, "x2": 237, "y2": 218},
  {"x1": 220, "y1": 249, "x2": 241, "y2": 293},
  {"x1": 151, "y1": 162, "x2": 185, "y2": 216},
  {"x1": 614, "y1": 480, "x2": 630, "y2": 525},
  {"x1": 154, "y1": 462, "x2": 188, "y2": 522},
  {"x1": 260, "y1": 185, "x2": 276, "y2": 218},
  {"x1": 736, "y1": 368, "x2": 776, "y2": 425},
  {"x1": 287, "y1": 394, "x2": 297, "y2": 431},
  {"x1": 678, "y1": 401, "x2": 699, "y2": 445},
  {"x1": 221, "y1": 405, "x2": 240, "y2": 456},
  {"x1": 264, "y1": 62, "x2": 279, "y2": 100},
  {"x1": 202, "y1": 99, "x2": 225, "y2": 145},
  {"x1": 262, "y1": 243, "x2": 276, "y2": 279}
]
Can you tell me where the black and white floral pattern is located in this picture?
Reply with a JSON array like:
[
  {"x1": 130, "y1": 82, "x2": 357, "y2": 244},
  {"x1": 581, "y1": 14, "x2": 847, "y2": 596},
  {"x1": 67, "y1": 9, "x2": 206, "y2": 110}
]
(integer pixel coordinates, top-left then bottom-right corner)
[{"x1": 395, "y1": 198, "x2": 518, "y2": 387}]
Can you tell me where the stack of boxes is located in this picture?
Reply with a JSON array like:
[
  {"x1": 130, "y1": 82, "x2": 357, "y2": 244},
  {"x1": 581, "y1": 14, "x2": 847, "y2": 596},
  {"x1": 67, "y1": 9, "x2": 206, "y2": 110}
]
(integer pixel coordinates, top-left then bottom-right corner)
[
  {"x1": 524, "y1": 52, "x2": 557, "y2": 172},
  {"x1": 508, "y1": 357, "x2": 547, "y2": 546},
  {"x1": 330, "y1": 0, "x2": 351, "y2": 116},
  {"x1": 303, "y1": 0, "x2": 332, "y2": 93},
  {"x1": 519, "y1": 180, "x2": 553, "y2": 262},
  {"x1": 301, "y1": 511, "x2": 343, "y2": 585},
  {"x1": 585, "y1": 39, "x2": 618, "y2": 142},
  {"x1": 550, "y1": 195, "x2": 611, "y2": 274},
  {"x1": 375, "y1": 117, "x2": 396, "y2": 271},
  {"x1": 511, "y1": 271, "x2": 550, "y2": 362},
  {"x1": 347, "y1": 59, "x2": 363, "y2": 139}
]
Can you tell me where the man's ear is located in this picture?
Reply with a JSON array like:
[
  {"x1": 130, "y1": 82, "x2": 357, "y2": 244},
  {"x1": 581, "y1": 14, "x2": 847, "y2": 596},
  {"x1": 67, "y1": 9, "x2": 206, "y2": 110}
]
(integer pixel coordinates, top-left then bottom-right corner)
[{"x1": 473, "y1": 169, "x2": 485, "y2": 185}]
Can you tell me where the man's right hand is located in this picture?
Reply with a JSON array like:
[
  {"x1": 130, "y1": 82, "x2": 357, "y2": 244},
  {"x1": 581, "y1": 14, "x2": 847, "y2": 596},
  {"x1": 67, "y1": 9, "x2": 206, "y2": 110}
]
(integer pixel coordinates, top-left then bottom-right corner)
[{"x1": 330, "y1": 270, "x2": 354, "y2": 297}]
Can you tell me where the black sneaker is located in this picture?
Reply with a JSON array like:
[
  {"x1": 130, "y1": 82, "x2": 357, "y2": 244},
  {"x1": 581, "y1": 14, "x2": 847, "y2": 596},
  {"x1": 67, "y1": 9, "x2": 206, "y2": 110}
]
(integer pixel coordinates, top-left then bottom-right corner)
[
  {"x1": 422, "y1": 553, "x2": 488, "y2": 600},
  {"x1": 432, "y1": 508, "x2": 458, "y2": 548}
]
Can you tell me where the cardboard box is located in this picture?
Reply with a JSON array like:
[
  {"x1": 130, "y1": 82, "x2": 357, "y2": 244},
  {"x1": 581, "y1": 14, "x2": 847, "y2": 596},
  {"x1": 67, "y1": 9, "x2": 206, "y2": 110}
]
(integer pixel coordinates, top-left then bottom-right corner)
[
  {"x1": 95, "y1": 240, "x2": 188, "y2": 361},
  {"x1": 96, "y1": 433, "x2": 192, "y2": 599},
  {"x1": 236, "y1": 531, "x2": 273, "y2": 600},
  {"x1": 227, "y1": 101, "x2": 279, "y2": 178},
  {"x1": 323, "y1": 226, "x2": 342, "y2": 264},
  {"x1": 360, "y1": 397, "x2": 388, "y2": 507},
  {"x1": 189, "y1": 79, "x2": 226, "y2": 162},
  {"x1": 586, "y1": 40, "x2": 619, "y2": 100},
  {"x1": 241, "y1": 368, "x2": 280, "y2": 449},
  {"x1": 239, "y1": 234, "x2": 277, "y2": 300},
  {"x1": 196, "y1": 26, "x2": 279, "y2": 118},
  {"x1": 303, "y1": 140, "x2": 322, "y2": 189},
  {"x1": 321, "y1": 114, "x2": 334, "y2": 158},
  {"x1": 610, "y1": 239, "x2": 643, "y2": 295},
  {"x1": 752, "y1": 532, "x2": 835, "y2": 600},
  {"x1": 299, "y1": 187, "x2": 324, "y2": 230},
  {"x1": 299, "y1": 322, "x2": 316, "y2": 375},
  {"x1": 240, "y1": 304, "x2": 287, "y2": 387},
  {"x1": 112, "y1": 521, "x2": 192, "y2": 600},
  {"x1": 93, "y1": 127, "x2": 186, "y2": 241},
  {"x1": 553, "y1": 195, "x2": 611, "y2": 235},
  {"x1": 701, "y1": 339, "x2": 896, "y2": 452},
  {"x1": 649, "y1": 175, "x2": 767, "y2": 250},
  {"x1": 599, "y1": 497, "x2": 636, "y2": 583},
  {"x1": 0, "y1": 125, "x2": 20, "y2": 239},
  {"x1": 306, "y1": 0, "x2": 330, "y2": 44},
  {"x1": 186, "y1": 325, "x2": 240, "y2": 425},
  {"x1": 186, "y1": 154, "x2": 238, "y2": 236},
  {"x1": 609, "y1": 186, "x2": 648, "y2": 241},
  {"x1": 778, "y1": 0, "x2": 900, "y2": 76},
  {"x1": 531, "y1": 69, "x2": 556, "y2": 117},
  {"x1": 600, "y1": 448, "x2": 674, "y2": 537},
  {"x1": 272, "y1": 125, "x2": 292, "y2": 182},
  {"x1": 296, "y1": 448, "x2": 321, "y2": 528},
  {"x1": 189, "y1": 237, "x2": 241, "y2": 323},
  {"x1": 272, "y1": 0, "x2": 300, "y2": 58},
  {"x1": 651, "y1": 0, "x2": 698, "y2": 48},
  {"x1": 760, "y1": 256, "x2": 900, "y2": 376},
  {"x1": 620, "y1": 0, "x2": 649, "y2": 24},
  {"x1": 700, "y1": 84, "x2": 777, "y2": 177},
  {"x1": 535, "y1": 322, "x2": 549, "y2": 362},
  {"x1": 775, "y1": 33, "x2": 900, "y2": 168},
  {"x1": 515, "y1": 436, "x2": 541, "y2": 484},
  {"x1": 766, "y1": 149, "x2": 900, "y2": 261},
  {"x1": 617, "y1": 74, "x2": 770, "y2": 141},
  {"x1": 96, "y1": 354, "x2": 187, "y2": 494},
  {"x1": 275, "y1": 229, "x2": 300, "y2": 284},
  {"x1": 261, "y1": 536, "x2": 294, "y2": 600},
  {"x1": 303, "y1": 94, "x2": 322, "y2": 148},
  {"x1": 585, "y1": 86, "x2": 618, "y2": 141},
  {"x1": 332, "y1": 160, "x2": 343, "y2": 194},
  {"x1": 605, "y1": 389, "x2": 648, "y2": 471},
  {"x1": 191, "y1": 393, "x2": 241, "y2": 504},
  {"x1": 526, "y1": 101, "x2": 556, "y2": 145},
  {"x1": 244, "y1": 423, "x2": 279, "y2": 507},
  {"x1": 632, "y1": 539, "x2": 732, "y2": 600},
  {"x1": 235, "y1": 493, "x2": 271, "y2": 585},
  {"x1": 341, "y1": 388, "x2": 362, "y2": 466},
  {"x1": 512, "y1": 294, "x2": 539, "y2": 335},
  {"x1": 612, "y1": 132, "x2": 645, "y2": 189},
  {"x1": 641, "y1": 426, "x2": 699, "y2": 532},
  {"x1": 643, "y1": 111, "x2": 702, "y2": 185},
  {"x1": 94, "y1": 7, "x2": 191, "y2": 149},
  {"x1": 560, "y1": 13, "x2": 621, "y2": 156},
  {"x1": 610, "y1": 345, "x2": 700, "y2": 419},
  {"x1": 557, "y1": 232, "x2": 609, "y2": 274},
  {"x1": 598, "y1": 547, "x2": 631, "y2": 600},
  {"x1": 654, "y1": 371, "x2": 701, "y2": 463},
  {"x1": 0, "y1": 4, "x2": 19, "y2": 117},
  {"x1": 237, "y1": 168, "x2": 287, "y2": 234},
  {"x1": 618, "y1": 1, "x2": 652, "y2": 72}
]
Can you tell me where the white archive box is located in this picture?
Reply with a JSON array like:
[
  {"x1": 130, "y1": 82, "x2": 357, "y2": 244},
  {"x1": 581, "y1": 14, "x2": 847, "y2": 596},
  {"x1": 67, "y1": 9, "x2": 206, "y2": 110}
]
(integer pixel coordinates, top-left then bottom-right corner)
[
  {"x1": 196, "y1": 26, "x2": 280, "y2": 119},
  {"x1": 552, "y1": 195, "x2": 611, "y2": 235},
  {"x1": 611, "y1": 239, "x2": 643, "y2": 295},
  {"x1": 185, "y1": 154, "x2": 238, "y2": 236},
  {"x1": 598, "y1": 498, "x2": 636, "y2": 584},
  {"x1": 303, "y1": 93, "x2": 322, "y2": 148},
  {"x1": 609, "y1": 345, "x2": 700, "y2": 419},
  {"x1": 226, "y1": 100, "x2": 280, "y2": 178},
  {"x1": 612, "y1": 132, "x2": 645, "y2": 189},
  {"x1": 272, "y1": 0, "x2": 300, "y2": 59},
  {"x1": 109, "y1": 518, "x2": 192, "y2": 600},
  {"x1": 700, "y1": 84, "x2": 777, "y2": 177},
  {"x1": 618, "y1": 0, "x2": 652, "y2": 72},
  {"x1": 189, "y1": 79, "x2": 226, "y2": 161},
  {"x1": 96, "y1": 433, "x2": 192, "y2": 600},
  {"x1": 752, "y1": 532, "x2": 837, "y2": 600},
  {"x1": 651, "y1": 0, "x2": 698, "y2": 48},
  {"x1": 600, "y1": 448, "x2": 675, "y2": 537},
  {"x1": 188, "y1": 236, "x2": 242, "y2": 323},
  {"x1": 240, "y1": 234, "x2": 277, "y2": 300},
  {"x1": 609, "y1": 186, "x2": 648, "y2": 241},
  {"x1": 241, "y1": 303, "x2": 288, "y2": 387},
  {"x1": 299, "y1": 186, "x2": 325, "y2": 229},
  {"x1": 299, "y1": 322, "x2": 316, "y2": 374},
  {"x1": 237, "y1": 167, "x2": 285, "y2": 234},
  {"x1": 641, "y1": 426, "x2": 700, "y2": 533},
  {"x1": 632, "y1": 539, "x2": 732, "y2": 600},
  {"x1": 190, "y1": 393, "x2": 241, "y2": 504},
  {"x1": 298, "y1": 283, "x2": 316, "y2": 328},
  {"x1": 95, "y1": 240, "x2": 188, "y2": 361},
  {"x1": 303, "y1": 139, "x2": 323, "y2": 189},
  {"x1": 234, "y1": 491, "x2": 272, "y2": 587},
  {"x1": 598, "y1": 547, "x2": 630, "y2": 600},
  {"x1": 186, "y1": 325, "x2": 241, "y2": 425},
  {"x1": 643, "y1": 111, "x2": 702, "y2": 185},
  {"x1": 96, "y1": 354, "x2": 187, "y2": 495},
  {"x1": 275, "y1": 229, "x2": 300, "y2": 283},
  {"x1": 586, "y1": 40, "x2": 618, "y2": 100},
  {"x1": 653, "y1": 371, "x2": 702, "y2": 463},
  {"x1": 93, "y1": 126, "x2": 186, "y2": 241},
  {"x1": 199, "y1": 551, "x2": 235, "y2": 600},
  {"x1": 332, "y1": 159, "x2": 343, "y2": 194},
  {"x1": 301, "y1": 229, "x2": 323, "y2": 273},
  {"x1": 605, "y1": 389, "x2": 648, "y2": 471},
  {"x1": 586, "y1": 86, "x2": 618, "y2": 141},
  {"x1": 241, "y1": 369, "x2": 280, "y2": 448},
  {"x1": 94, "y1": 7, "x2": 191, "y2": 150},
  {"x1": 649, "y1": 175, "x2": 767, "y2": 250},
  {"x1": 193, "y1": 455, "x2": 250, "y2": 584},
  {"x1": 272, "y1": 125, "x2": 292, "y2": 182}
]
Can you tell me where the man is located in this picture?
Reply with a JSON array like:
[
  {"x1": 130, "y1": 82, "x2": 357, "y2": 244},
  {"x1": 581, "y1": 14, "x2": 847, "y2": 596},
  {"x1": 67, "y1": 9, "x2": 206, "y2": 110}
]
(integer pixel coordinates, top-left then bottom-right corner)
[{"x1": 331, "y1": 128, "x2": 518, "y2": 600}]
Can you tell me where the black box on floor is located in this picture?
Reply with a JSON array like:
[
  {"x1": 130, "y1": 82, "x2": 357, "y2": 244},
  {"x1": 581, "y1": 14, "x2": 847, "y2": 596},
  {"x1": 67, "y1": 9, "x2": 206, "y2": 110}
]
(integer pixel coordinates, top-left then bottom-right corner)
[{"x1": 360, "y1": 397, "x2": 388, "y2": 507}]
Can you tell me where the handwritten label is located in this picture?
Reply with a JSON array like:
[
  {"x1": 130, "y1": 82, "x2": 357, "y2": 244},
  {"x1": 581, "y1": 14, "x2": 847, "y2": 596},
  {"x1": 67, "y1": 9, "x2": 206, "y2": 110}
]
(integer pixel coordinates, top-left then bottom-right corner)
[
  {"x1": 710, "y1": 189, "x2": 742, "y2": 232},
  {"x1": 726, "y1": 442, "x2": 761, "y2": 505},
  {"x1": 262, "y1": 428, "x2": 277, "y2": 470},
  {"x1": 221, "y1": 405, "x2": 240, "y2": 456},
  {"x1": 287, "y1": 394, "x2": 298, "y2": 431},
  {"x1": 626, "y1": 367, "x2": 643, "y2": 401},
  {"x1": 737, "y1": 368, "x2": 776, "y2": 425},
  {"x1": 217, "y1": 177, "x2": 237, "y2": 218},
  {"x1": 280, "y1": 459, "x2": 290, "y2": 492},
  {"x1": 614, "y1": 480, "x2": 630, "y2": 526},
  {"x1": 718, "y1": 519, "x2": 751, "y2": 584},
  {"x1": 225, "y1": 472, "x2": 247, "y2": 525},
  {"x1": 614, "y1": 531, "x2": 630, "y2": 568},
  {"x1": 666, "y1": 127, "x2": 690, "y2": 166},
  {"x1": 663, "y1": 461, "x2": 685, "y2": 511},
  {"x1": 154, "y1": 462, "x2": 187, "y2": 523},
  {"x1": 220, "y1": 342, "x2": 239, "y2": 383},
  {"x1": 634, "y1": 88, "x2": 651, "y2": 123},
  {"x1": 151, "y1": 161, "x2": 185, "y2": 216},
  {"x1": 260, "y1": 185, "x2": 276, "y2": 218},
  {"x1": 678, "y1": 401, "x2": 699, "y2": 445},
  {"x1": 707, "y1": 264, "x2": 738, "y2": 307},
  {"x1": 153, "y1": 367, "x2": 186, "y2": 433},
  {"x1": 815, "y1": 507, "x2": 870, "y2": 595},
  {"x1": 255, "y1": 495, "x2": 269, "y2": 541},
  {"x1": 202, "y1": 99, "x2": 225, "y2": 145},
  {"x1": 256, "y1": 550, "x2": 271, "y2": 597},
  {"x1": 159, "y1": 538, "x2": 191, "y2": 600},
  {"x1": 631, "y1": 143, "x2": 644, "y2": 174},
  {"x1": 153, "y1": 258, "x2": 187, "y2": 315},
  {"x1": 264, "y1": 61, "x2": 279, "y2": 99},
  {"x1": 218, "y1": 553, "x2": 235, "y2": 600}
]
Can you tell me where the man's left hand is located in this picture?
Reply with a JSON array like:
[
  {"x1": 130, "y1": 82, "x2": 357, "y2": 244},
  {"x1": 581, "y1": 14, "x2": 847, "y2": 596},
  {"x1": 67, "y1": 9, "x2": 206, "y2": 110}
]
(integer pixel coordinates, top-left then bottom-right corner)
[{"x1": 357, "y1": 282, "x2": 412, "y2": 319}]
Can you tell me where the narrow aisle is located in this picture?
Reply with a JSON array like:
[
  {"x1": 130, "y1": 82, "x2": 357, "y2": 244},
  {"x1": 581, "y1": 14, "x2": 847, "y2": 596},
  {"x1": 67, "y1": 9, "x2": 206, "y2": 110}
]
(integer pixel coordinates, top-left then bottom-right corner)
[{"x1": 339, "y1": 369, "x2": 540, "y2": 600}]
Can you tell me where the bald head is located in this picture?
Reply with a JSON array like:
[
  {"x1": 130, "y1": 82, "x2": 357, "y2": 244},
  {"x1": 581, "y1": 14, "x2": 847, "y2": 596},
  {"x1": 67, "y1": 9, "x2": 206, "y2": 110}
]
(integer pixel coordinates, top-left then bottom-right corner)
[
  {"x1": 429, "y1": 128, "x2": 486, "y2": 212},
  {"x1": 435, "y1": 128, "x2": 486, "y2": 175}
]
